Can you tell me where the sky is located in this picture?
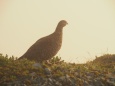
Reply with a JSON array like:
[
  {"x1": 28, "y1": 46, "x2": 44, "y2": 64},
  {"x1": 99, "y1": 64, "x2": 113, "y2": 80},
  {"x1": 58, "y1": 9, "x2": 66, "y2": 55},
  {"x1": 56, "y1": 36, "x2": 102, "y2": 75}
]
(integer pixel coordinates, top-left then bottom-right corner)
[{"x1": 0, "y1": 0, "x2": 115, "y2": 63}]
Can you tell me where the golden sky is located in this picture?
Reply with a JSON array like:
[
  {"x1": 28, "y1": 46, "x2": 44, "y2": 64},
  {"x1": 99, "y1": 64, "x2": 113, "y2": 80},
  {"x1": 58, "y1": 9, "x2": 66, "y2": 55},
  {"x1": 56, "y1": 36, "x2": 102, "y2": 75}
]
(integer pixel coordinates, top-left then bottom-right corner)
[{"x1": 0, "y1": 0, "x2": 115, "y2": 63}]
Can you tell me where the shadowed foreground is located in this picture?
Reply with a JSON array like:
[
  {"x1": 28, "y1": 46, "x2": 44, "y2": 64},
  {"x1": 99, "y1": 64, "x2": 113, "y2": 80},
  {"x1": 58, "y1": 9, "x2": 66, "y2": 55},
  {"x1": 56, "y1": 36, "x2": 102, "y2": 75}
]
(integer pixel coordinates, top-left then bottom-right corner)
[{"x1": 0, "y1": 54, "x2": 115, "y2": 86}]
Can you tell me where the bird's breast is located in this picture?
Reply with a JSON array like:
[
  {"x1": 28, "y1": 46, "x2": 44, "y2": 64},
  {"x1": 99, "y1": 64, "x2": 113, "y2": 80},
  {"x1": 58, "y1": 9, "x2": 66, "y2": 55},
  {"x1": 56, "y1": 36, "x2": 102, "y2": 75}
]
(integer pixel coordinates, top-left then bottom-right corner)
[{"x1": 46, "y1": 34, "x2": 62, "y2": 55}]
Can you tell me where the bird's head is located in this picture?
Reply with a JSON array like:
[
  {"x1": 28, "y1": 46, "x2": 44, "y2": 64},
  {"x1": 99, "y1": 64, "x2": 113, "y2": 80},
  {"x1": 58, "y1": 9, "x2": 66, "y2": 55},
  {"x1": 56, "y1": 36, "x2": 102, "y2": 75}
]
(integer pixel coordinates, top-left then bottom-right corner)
[{"x1": 58, "y1": 20, "x2": 68, "y2": 27}]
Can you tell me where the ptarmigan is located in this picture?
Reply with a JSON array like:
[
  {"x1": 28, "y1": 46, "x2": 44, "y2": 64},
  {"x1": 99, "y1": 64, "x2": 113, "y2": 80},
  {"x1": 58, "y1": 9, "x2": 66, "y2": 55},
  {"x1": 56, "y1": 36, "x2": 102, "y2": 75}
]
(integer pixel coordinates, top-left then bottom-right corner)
[{"x1": 18, "y1": 20, "x2": 68, "y2": 62}]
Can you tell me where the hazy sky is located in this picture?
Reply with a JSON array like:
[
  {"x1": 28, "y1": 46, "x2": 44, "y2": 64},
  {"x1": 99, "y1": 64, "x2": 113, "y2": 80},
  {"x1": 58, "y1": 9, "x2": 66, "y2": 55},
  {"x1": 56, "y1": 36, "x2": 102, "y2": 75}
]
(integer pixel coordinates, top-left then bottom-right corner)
[{"x1": 0, "y1": 0, "x2": 115, "y2": 63}]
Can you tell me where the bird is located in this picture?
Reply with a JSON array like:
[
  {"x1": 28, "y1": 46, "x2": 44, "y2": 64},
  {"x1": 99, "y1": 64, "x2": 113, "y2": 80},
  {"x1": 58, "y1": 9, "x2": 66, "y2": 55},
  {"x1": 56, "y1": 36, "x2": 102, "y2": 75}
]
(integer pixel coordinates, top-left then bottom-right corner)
[{"x1": 18, "y1": 20, "x2": 68, "y2": 62}]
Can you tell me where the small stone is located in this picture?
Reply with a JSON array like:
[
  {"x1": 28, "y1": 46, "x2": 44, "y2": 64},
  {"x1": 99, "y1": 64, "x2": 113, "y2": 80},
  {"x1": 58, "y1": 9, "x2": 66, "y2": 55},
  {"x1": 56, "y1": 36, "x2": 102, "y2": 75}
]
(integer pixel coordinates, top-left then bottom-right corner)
[
  {"x1": 30, "y1": 72, "x2": 36, "y2": 80},
  {"x1": 86, "y1": 76, "x2": 92, "y2": 79},
  {"x1": 59, "y1": 76, "x2": 66, "y2": 81},
  {"x1": 74, "y1": 72, "x2": 79, "y2": 76},
  {"x1": 30, "y1": 72, "x2": 36, "y2": 76},
  {"x1": 44, "y1": 68, "x2": 51, "y2": 75},
  {"x1": 83, "y1": 81, "x2": 89, "y2": 86},
  {"x1": 32, "y1": 63, "x2": 42, "y2": 69}
]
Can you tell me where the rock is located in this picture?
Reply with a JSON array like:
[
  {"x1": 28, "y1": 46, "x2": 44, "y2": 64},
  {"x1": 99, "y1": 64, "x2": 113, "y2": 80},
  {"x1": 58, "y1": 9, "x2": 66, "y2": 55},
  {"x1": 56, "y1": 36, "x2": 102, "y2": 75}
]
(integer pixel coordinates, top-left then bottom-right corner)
[
  {"x1": 30, "y1": 72, "x2": 36, "y2": 80},
  {"x1": 44, "y1": 68, "x2": 51, "y2": 75},
  {"x1": 32, "y1": 63, "x2": 42, "y2": 69}
]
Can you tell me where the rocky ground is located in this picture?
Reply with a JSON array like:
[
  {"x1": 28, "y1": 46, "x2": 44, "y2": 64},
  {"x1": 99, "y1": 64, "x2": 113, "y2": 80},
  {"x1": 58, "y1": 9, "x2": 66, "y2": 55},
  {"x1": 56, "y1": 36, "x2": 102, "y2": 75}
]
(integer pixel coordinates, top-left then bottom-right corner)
[{"x1": 0, "y1": 54, "x2": 115, "y2": 86}]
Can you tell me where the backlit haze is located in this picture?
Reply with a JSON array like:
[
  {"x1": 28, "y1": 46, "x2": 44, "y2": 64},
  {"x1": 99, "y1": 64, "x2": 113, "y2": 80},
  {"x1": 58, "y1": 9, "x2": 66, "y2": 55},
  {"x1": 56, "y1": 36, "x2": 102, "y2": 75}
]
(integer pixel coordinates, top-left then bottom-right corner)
[{"x1": 0, "y1": 0, "x2": 115, "y2": 63}]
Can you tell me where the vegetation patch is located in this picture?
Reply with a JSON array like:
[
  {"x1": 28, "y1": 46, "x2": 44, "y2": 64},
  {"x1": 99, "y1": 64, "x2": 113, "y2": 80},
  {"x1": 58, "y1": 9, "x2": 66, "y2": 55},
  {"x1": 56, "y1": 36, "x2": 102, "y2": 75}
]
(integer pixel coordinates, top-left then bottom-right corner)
[{"x1": 0, "y1": 54, "x2": 115, "y2": 86}]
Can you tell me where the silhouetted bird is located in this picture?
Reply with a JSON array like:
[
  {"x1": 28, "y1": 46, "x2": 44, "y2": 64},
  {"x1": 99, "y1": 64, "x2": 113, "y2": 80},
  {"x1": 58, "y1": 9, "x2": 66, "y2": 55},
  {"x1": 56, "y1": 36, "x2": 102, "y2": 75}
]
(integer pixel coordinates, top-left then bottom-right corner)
[{"x1": 18, "y1": 20, "x2": 68, "y2": 62}]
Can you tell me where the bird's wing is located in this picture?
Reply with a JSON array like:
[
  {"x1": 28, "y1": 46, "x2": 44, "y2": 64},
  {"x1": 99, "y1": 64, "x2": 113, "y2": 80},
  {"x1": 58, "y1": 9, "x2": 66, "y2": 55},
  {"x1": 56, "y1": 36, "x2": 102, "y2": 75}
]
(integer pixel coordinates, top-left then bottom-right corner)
[{"x1": 23, "y1": 34, "x2": 54, "y2": 56}]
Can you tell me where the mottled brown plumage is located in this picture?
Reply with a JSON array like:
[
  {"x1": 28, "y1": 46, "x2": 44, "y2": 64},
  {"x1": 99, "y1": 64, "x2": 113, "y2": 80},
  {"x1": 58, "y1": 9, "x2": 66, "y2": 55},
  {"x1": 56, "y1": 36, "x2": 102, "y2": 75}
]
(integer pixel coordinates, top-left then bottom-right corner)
[{"x1": 18, "y1": 20, "x2": 68, "y2": 62}]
